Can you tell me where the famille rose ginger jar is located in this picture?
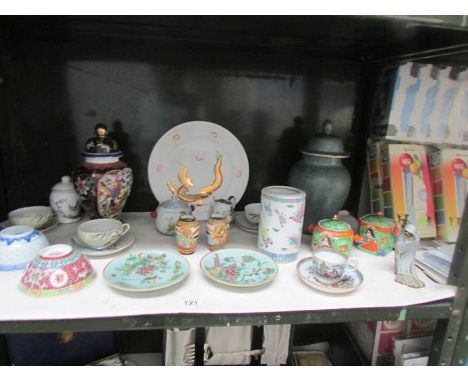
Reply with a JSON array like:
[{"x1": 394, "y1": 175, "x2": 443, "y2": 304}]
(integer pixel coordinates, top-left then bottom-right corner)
[
  {"x1": 206, "y1": 213, "x2": 230, "y2": 251},
  {"x1": 354, "y1": 212, "x2": 399, "y2": 256},
  {"x1": 73, "y1": 123, "x2": 133, "y2": 221},
  {"x1": 287, "y1": 120, "x2": 350, "y2": 231},
  {"x1": 175, "y1": 214, "x2": 200, "y2": 255},
  {"x1": 311, "y1": 215, "x2": 354, "y2": 256},
  {"x1": 257, "y1": 185, "x2": 306, "y2": 263},
  {"x1": 19, "y1": 244, "x2": 96, "y2": 297}
]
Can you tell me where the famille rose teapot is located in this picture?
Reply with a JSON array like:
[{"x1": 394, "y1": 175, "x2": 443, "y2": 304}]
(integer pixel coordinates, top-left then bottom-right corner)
[{"x1": 354, "y1": 212, "x2": 399, "y2": 256}]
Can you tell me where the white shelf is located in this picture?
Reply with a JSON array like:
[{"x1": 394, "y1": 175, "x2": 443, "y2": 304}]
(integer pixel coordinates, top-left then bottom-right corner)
[{"x1": 0, "y1": 213, "x2": 457, "y2": 322}]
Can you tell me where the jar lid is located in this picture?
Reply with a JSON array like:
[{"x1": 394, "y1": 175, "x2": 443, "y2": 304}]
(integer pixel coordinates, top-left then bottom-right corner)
[
  {"x1": 51, "y1": 176, "x2": 77, "y2": 192},
  {"x1": 360, "y1": 212, "x2": 396, "y2": 228},
  {"x1": 83, "y1": 123, "x2": 121, "y2": 155},
  {"x1": 301, "y1": 120, "x2": 350, "y2": 158},
  {"x1": 317, "y1": 215, "x2": 352, "y2": 232}
]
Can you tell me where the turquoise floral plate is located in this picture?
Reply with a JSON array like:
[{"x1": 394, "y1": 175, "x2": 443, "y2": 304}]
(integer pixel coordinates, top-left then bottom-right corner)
[
  {"x1": 200, "y1": 248, "x2": 278, "y2": 288},
  {"x1": 103, "y1": 250, "x2": 190, "y2": 292}
]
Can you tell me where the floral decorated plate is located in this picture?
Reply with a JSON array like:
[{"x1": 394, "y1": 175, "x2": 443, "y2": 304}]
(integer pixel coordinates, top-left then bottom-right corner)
[
  {"x1": 71, "y1": 233, "x2": 135, "y2": 257},
  {"x1": 296, "y1": 257, "x2": 363, "y2": 294},
  {"x1": 200, "y1": 248, "x2": 278, "y2": 288},
  {"x1": 103, "y1": 250, "x2": 190, "y2": 292},
  {"x1": 147, "y1": 121, "x2": 249, "y2": 220}
]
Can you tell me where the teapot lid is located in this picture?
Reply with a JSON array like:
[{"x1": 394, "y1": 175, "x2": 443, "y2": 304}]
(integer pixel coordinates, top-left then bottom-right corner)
[
  {"x1": 51, "y1": 176, "x2": 77, "y2": 192},
  {"x1": 360, "y1": 212, "x2": 396, "y2": 228},
  {"x1": 301, "y1": 120, "x2": 349, "y2": 158},
  {"x1": 317, "y1": 215, "x2": 352, "y2": 232}
]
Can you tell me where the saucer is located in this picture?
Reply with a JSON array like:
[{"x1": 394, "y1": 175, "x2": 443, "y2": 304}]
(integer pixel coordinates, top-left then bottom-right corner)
[
  {"x1": 296, "y1": 257, "x2": 363, "y2": 294},
  {"x1": 39, "y1": 218, "x2": 60, "y2": 232},
  {"x1": 233, "y1": 211, "x2": 258, "y2": 234},
  {"x1": 0, "y1": 218, "x2": 59, "y2": 233},
  {"x1": 71, "y1": 233, "x2": 135, "y2": 257}
]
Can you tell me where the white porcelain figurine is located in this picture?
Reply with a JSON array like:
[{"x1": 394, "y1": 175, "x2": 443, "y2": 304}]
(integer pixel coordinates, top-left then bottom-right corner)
[{"x1": 394, "y1": 220, "x2": 425, "y2": 288}]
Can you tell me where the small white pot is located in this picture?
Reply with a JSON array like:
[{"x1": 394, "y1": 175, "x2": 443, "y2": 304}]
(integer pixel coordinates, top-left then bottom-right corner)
[{"x1": 49, "y1": 176, "x2": 82, "y2": 223}]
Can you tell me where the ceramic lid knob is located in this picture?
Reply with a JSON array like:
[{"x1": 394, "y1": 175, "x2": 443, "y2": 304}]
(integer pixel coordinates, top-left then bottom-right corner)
[
  {"x1": 84, "y1": 123, "x2": 120, "y2": 154},
  {"x1": 52, "y1": 175, "x2": 78, "y2": 192},
  {"x1": 301, "y1": 120, "x2": 350, "y2": 158}
]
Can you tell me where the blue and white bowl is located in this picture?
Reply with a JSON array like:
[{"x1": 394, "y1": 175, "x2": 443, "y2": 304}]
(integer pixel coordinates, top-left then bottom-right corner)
[{"x1": 0, "y1": 225, "x2": 50, "y2": 271}]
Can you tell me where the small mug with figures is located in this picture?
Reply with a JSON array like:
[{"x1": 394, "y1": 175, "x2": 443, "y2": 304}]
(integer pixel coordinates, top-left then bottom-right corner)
[
  {"x1": 175, "y1": 214, "x2": 200, "y2": 255},
  {"x1": 206, "y1": 213, "x2": 229, "y2": 251}
]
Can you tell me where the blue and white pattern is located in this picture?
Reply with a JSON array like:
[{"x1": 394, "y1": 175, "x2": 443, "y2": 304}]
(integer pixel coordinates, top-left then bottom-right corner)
[
  {"x1": 0, "y1": 230, "x2": 41, "y2": 246},
  {"x1": 0, "y1": 226, "x2": 49, "y2": 272}
]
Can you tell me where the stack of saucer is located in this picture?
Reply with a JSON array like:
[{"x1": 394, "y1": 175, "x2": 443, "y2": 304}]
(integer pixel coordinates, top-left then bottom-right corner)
[{"x1": 233, "y1": 203, "x2": 260, "y2": 234}]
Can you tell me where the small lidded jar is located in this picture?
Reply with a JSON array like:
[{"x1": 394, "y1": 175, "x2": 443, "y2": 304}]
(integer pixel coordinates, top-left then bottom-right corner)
[
  {"x1": 354, "y1": 212, "x2": 398, "y2": 256},
  {"x1": 311, "y1": 214, "x2": 354, "y2": 256},
  {"x1": 49, "y1": 176, "x2": 82, "y2": 223}
]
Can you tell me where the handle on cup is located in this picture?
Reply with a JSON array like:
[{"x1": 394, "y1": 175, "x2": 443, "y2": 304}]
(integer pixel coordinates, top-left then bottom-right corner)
[
  {"x1": 120, "y1": 223, "x2": 131, "y2": 237},
  {"x1": 344, "y1": 259, "x2": 358, "y2": 274}
]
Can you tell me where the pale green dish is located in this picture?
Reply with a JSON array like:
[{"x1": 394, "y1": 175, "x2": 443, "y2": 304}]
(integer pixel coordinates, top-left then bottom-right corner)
[
  {"x1": 103, "y1": 250, "x2": 190, "y2": 292},
  {"x1": 200, "y1": 248, "x2": 278, "y2": 288}
]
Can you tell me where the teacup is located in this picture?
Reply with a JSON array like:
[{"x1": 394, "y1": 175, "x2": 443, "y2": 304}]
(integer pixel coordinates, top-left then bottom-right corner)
[
  {"x1": 8, "y1": 206, "x2": 55, "y2": 230},
  {"x1": 244, "y1": 203, "x2": 261, "y2": 225},
  {"x1": 78, "y1": 219, "x2": 130, "y2": 249},
  {"x1": 308, "y1": 249, "x2": 358, "y2": 284}
]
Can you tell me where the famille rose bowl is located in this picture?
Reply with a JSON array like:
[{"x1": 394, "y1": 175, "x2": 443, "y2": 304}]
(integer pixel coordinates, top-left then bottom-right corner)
[{"x1": 19, "y1": 244, "x2": 96, "y2": 297}]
